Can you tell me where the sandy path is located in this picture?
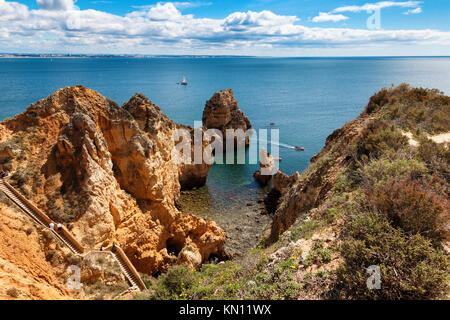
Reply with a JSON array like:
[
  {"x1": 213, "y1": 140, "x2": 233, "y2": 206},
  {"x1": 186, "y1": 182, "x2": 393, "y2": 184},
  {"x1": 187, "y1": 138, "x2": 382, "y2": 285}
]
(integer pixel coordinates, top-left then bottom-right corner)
[
  {"x1": 430, "y1": 132, "x2": 450, "y2": 144},
  {"x1": 402, "y1": 131, "x2": 450, "y2": 147}
]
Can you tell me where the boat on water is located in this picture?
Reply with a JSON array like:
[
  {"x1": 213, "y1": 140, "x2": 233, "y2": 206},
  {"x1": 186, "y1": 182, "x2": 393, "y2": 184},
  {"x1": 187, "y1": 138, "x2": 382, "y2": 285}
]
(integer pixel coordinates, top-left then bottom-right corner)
[
  {"x1": 295, "y1": 146, "x2": 305, "y2": 151},
  {"x1": 180, "y1": 75, "x2": 188, "y2": 86}
]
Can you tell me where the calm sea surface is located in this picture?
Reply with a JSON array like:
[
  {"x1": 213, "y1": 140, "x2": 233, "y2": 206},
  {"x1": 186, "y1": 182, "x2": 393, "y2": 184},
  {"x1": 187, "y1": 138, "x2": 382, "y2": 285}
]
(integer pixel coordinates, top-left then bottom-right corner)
[{"x1": 1, "y1": 57, "x2": 450, "y2": 253}]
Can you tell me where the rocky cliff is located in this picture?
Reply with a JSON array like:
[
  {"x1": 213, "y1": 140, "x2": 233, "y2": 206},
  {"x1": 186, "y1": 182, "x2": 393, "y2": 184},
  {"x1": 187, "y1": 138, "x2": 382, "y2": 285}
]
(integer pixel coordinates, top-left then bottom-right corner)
[
  {"x1": 0, "y1": 86, "x2": 226, "y2": 277},
  {"x1": 136, "y1": 85, "x2": 448, "y2": 301},
  {"x1": 202, "y1": 89, "x2": 252, "y2": 148},
  {"x1": 0, "y1": 203, "x2": 73, "y2": 300},
  {"x1": 262, "y1": 84, "x2": 449, "y2": 299}
]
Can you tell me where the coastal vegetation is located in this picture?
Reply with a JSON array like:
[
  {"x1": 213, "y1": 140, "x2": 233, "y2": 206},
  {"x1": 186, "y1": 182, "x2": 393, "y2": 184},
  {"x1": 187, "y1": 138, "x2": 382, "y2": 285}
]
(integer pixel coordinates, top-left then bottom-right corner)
[
  {"x1": 138, "y1": 84, "x2": 449, "y2": 300},
  {"x1": 0, "y1": 84, "x2": 448, "y2": 300}
]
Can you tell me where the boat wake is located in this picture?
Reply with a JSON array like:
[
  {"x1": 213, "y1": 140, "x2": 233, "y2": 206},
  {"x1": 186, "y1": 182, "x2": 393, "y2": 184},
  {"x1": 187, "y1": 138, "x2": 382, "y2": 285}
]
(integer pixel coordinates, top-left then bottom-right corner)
[{"x1": 256, "y1": 139, "x2": 297, "y2": 150}]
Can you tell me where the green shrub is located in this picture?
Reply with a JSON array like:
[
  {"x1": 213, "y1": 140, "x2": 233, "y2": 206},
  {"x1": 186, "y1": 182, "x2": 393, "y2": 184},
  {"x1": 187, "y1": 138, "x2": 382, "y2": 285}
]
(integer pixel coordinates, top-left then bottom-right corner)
[
  {"x1": 144, "y1": 265, "x2": 196, "y2": 300},
  {"x1": 335, "y1": 211, "x2": 448, "y2": 300},
  {"x1": 366, "y1": 88, "x2": 390, "y2": 114},
  {"x1": 10, "y1": 168, "x2": 30, "y2": 187},
  {"x1": 387, "y1": 88, "x2": 450, "y2": 134},
  {"x1": 416, "y1": 137, "x2": 450, "y2": 183},
  {"x1": 304, "y1": 241, "x2": 332, "y2": 267},
  {"x1": 358, "y1": 157, "x2": 428, "y2": 189},
  {"x1": 162, "y1": 265, "x2": 196, "y2": 294},
  {"x1": 290, "y1": 220, "x2": 321, "y2": 242},
  {"x1": 356, "y1": 122, "x2": 409, "y2": 160}
]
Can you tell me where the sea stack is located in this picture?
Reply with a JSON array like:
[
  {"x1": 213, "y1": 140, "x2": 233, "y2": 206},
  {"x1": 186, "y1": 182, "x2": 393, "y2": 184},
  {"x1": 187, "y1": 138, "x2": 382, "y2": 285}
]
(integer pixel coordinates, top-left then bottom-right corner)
[
  {"x1": 202, "y1": 89, "x2": 252, "y2": 149},
  {"x1": 253, "y1": 148, "x2": 275, "y2": 187}
]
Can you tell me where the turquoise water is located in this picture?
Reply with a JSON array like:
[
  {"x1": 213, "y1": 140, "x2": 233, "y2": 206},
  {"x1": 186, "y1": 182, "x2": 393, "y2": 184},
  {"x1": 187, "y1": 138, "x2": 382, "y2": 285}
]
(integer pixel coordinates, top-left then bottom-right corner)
[{"x1": 2, "y1": 57, "x2": 450, "y2": 253}]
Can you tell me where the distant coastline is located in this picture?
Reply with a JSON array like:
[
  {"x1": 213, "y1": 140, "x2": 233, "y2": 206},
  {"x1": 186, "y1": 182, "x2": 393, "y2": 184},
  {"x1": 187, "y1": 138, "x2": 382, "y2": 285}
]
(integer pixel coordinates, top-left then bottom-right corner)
[
  {"x1": 0, "y1": 54, "x2": 255, "y2": 59},
  {"x1": 1, "y1": 54, "x2": 449, "y2": 59}
]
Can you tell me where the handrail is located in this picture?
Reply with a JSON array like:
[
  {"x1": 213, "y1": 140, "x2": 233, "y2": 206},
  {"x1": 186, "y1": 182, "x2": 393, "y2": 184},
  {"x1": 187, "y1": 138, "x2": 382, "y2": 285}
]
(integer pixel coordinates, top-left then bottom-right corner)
[
  {"x1": 2, "y1": 179, "x2": 85, "y2": 254},
  {"x1": 0, "y1": 178, "x2": 146, "y2": 292},
  {"x1": 59, "y1": 225, "x2": 85, "y2": 254},
  {"x1": 2, "y1": 179, "x2": 52, "y2": 225},
  {"x1": 106, "y1": 245, "x2": 147, "y2": 291}
]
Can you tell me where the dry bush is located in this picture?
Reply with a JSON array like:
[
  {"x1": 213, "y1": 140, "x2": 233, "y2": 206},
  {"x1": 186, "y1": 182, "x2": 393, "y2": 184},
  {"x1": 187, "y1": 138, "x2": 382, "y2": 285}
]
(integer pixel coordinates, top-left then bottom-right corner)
[
  {"x1": 367, "y1": 178, "x2": 449, "y2": 244},
  {"x1": 335, "y1": 211, "x2": 449, "y2": 300},
  {"x1": 6, "y1": 287, "x2": 20, "y2": 298}
]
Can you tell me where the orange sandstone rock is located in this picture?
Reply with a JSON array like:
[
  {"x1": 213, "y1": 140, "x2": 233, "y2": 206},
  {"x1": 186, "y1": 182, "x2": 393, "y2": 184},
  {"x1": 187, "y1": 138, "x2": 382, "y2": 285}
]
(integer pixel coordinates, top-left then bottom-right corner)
[{"x1": 0, "y1": 86, "x2": 226, "y2": 276}]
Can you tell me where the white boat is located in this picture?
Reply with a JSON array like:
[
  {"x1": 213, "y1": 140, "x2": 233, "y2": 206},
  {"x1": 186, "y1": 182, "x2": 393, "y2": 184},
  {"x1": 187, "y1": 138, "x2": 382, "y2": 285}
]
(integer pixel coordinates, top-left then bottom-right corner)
[{"x1": 180, "y1": 75, "x2": 188, "y2": 86}]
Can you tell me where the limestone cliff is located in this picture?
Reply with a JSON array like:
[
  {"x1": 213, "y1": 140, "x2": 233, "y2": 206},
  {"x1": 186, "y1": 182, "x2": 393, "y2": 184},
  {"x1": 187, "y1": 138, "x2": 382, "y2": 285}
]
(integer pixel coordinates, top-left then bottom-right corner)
[
  {"x1": 0, "y1": 203, "x2": 73, "y2": 300},
  {"x1": 0, "y1": 86, "x2": 225, "y2": 276},
  {"x1": 202, "y1": 89, "x2": 252, "y2": 148},
  {"x1": 260, "y1": 84, "x2": 449, "y2": 299},
  {"x1": 269, "y1": 111, "x2": 370, "y2": 242}
]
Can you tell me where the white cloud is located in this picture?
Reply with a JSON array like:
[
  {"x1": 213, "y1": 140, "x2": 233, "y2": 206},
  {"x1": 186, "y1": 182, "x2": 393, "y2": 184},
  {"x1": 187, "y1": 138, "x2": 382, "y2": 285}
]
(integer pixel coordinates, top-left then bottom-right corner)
[
  {"x1": 0, "y1": 0, "x2": 29, "y2": 20},
  {"x1": 132, "y1": 1, "x2": 212, "y2": 10},
  {"x1": 171, "y1": 1, "x2": 212, "y2": 8},
  {"x1": 333, "y1": 1, "x2": 421, "y2": 13},
  {"x1": 312, "y1": 12, "x2": 349, "y2": 23},
  {"x1": 223, "y1": 10, "x2": 298, "y2": 30},
  {"x1": 404, "y1": 7, "x2": 422, "y2": 14},
  {"x1": 146, "y1": 2, "x2": 183, "y2": 21},
  {"x1": 36, "y1": 0, "x2": 76, "y2": 11},
  {"x1": 0, "y1": 0, "x2": 447, "y2": 55}
]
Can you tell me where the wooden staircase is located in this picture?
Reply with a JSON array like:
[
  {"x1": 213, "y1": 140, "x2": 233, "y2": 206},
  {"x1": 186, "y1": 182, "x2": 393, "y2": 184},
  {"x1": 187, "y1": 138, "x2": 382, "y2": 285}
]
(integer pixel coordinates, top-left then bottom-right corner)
[
  {"x1": 0, "y1": 178, "x2": 146, "y2": 292},
  {"x1": 109, "y1": 246, "x2": 147, "y2": 291}
]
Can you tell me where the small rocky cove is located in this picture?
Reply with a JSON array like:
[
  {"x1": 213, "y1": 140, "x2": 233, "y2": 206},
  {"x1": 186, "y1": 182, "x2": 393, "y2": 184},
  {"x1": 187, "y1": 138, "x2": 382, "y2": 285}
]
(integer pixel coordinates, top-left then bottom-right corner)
[
  {"x1": 1, "y1": 84, "x2": 449, "y2": 300},
  {"x1": 181, "y1": 88, "x2": 276, "y2": 259},
  {"x1": 179, "y1": 182, "x2": 273, "y2": 260}
]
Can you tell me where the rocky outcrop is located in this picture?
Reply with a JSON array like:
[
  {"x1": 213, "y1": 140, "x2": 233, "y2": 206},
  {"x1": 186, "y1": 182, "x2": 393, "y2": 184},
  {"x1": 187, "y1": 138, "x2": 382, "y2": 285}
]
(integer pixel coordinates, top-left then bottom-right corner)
[
  {"x1": 272, "y1": 170, "x2": 300, "y2": 193},
  {"x1": 80, "y1": 252, "x2": 126, "y2": 285},
  {"x1": 0, "y1": 86, "x2": 226, "y2": 275},
  {"x1": 176, "y1": 124, "x2": 213, "y2": 190},
  {"x1": 202, "y1": 89, "x2": 252, "y2": 148},
  {"x1": 253, "y1": 148, "x2": 275, "y2": 187},
  {"x1": 268, "y1": 101, "x2": 378, "y2": 243}
]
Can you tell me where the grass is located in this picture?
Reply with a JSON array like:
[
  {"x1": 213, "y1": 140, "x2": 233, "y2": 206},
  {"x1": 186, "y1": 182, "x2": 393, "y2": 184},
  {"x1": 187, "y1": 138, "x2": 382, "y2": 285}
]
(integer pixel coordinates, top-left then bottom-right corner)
[
  {"x1": 136, "y1": 249, "x2": 305, "y2": 301},
  {"x1": 84, "y1": 281, "x2": 129, "y2": 300},
  {"x1": 303, "y1": 241, "x2": 332, "y2": 267}
]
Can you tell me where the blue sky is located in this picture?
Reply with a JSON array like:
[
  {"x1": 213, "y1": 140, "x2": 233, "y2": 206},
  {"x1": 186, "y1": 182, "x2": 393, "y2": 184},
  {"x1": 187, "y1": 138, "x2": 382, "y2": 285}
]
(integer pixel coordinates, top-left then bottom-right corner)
[{"x1": 1, "y1": 0, "x2": 450, "y2": 56}]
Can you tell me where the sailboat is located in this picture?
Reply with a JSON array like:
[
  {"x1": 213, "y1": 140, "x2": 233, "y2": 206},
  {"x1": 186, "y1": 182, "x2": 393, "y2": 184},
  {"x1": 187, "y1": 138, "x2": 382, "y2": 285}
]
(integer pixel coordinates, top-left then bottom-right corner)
[{"x1": 180, "y1": 75, "x2": 188, "y2": 86}]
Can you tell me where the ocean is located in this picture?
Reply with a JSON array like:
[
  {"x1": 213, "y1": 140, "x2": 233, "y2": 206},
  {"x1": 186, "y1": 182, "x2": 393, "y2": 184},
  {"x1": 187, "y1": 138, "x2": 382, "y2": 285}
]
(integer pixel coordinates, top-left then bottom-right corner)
[{"x1": 1, "y1": 56, "x2": 450, "y2": 253}]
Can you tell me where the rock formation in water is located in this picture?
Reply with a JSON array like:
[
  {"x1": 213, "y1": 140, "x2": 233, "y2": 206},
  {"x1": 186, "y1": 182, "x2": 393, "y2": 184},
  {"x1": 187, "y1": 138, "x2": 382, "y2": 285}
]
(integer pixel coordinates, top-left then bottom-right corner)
[
  {"x1": 253, "y1": 148, "x2": 275, "y2": 187},
  {"x1": 0, "y1": 86, "x2": 226, "y2": 277},
  {"x1": 202, "y1": 89, "x2": 252, "y2": 149}
]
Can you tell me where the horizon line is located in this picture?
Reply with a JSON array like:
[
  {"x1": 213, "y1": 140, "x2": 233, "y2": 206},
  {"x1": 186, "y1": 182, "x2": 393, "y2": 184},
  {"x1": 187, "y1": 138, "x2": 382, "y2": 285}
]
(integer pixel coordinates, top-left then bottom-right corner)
[{"x1": 1, "y1": 53, "x2": 450, "y2": 59}]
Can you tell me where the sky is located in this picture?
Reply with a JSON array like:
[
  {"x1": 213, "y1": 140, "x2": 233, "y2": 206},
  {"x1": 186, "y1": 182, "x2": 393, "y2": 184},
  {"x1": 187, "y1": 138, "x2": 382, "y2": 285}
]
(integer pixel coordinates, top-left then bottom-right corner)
[{"x1": 1, "y1": 0, "x2": 450, "y2": 56}]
